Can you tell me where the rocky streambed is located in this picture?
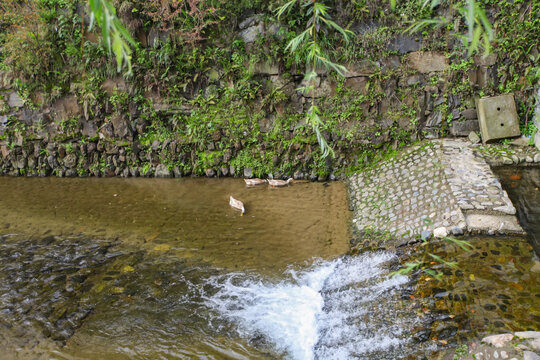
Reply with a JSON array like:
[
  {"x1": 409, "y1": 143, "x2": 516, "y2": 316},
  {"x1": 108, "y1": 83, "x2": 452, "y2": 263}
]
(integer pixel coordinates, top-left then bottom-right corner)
[{"x1": 0, "y1": 167, "x2": 538, "y2": 359}]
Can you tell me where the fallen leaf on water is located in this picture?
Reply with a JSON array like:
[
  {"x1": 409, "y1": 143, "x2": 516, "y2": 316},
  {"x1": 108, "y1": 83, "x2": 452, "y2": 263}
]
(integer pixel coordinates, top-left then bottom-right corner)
[
  {"x1": 110, "y1": 287, "x2": 124, "y2": 294},
  {"x1": 510, "y1": 174, "x2": 522, "y2": 180},
  {"x1": 154, "y1": 244, "x2": 171, "y2": 251},
  {"x1": 145, "y1": 232, "x2": 160, "y2": 242},
  {"x1": 508, "y1": 282, "x2": 523, "y2": 291},
  {"x1": 122, "y1": 265, "x2": 134, "y2": 273}
]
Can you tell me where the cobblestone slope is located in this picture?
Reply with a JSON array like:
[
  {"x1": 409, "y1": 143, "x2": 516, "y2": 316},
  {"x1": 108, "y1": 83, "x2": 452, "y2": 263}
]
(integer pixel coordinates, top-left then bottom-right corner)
[{"x1": 348, "y1": 140, "x2": 532, "y2": 247}]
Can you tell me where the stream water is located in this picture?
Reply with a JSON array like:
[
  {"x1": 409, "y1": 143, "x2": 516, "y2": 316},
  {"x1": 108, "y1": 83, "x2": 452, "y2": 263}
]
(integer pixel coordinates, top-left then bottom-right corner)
[
  {"x1": 0, "y1": 171, "x2": 538, "y2": 359},
  {"x1": 495, "y1": 166, "x2": 540, "y2": 255}
]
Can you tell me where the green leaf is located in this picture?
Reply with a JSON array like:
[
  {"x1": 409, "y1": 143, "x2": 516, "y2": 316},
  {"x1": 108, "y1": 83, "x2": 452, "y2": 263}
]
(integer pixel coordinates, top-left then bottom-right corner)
[
  {"x1": 285, "y1": 28, "x2": 310, "y2": 52},
  {"x1": 87, "y1": 0, "x2": 135, "y2": 75},
  {"x1": 276, "y1": 0, "x2": 298, "y2": 19},
  {"x1": 428, "y1": 253, "x2": 459, "y2": 268},
  {"x1": 390, "y1": 261, "x2": 421, "y2": 277},
  {"x1": 443, "y1": 236, "x2": 473, "y2": 252}
]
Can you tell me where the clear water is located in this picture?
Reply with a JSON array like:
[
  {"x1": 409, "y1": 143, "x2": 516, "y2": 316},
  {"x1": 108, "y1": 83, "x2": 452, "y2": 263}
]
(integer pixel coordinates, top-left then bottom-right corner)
[
  {"x1": 495, "y1": 167, "x2": 540, "y2": 255},
  {"x1": 0, "y1": 174, "x2": 538, "y2": 359},
  {"x1": 0, "y1": 177, "x2": 419, "y2": 359}
]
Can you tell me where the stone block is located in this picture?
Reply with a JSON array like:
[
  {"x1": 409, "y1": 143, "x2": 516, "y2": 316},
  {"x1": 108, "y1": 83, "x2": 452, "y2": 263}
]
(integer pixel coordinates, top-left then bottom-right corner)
[
  {"x1": 474, "y1": 53, "x2": 497, "y2": 66},
  {"x1": 0, "y1": 115, "x2": 7, "y2": 135},
  {"x1": 147, "y1": 28, "x2": 170, "y2": 47},
  {"x1": 381, "y1": 55, "x2": 401, "y2": 73},
  {"x1": 461, "y1": 108, "x2": 478, "y2": 120},
  {"x1": 465, "y1": 214, "x2": 523, "y2": 234},
  {"x1": 1, "y1": 144, "x2": 10, "y2": 158},
  {"x1": 387, "y1": 35, "x2": 422, "y2": 54},
  {"x1": 515, "y1": 332, "x2": 540, "y2": 340},
  {"x1": 468, "y1": 131, "x2": 481, "y2": 144},
  {"x1": 253, "y1": 62, "x2": 279, "y2": 75},
  {"x1": 81, "y1": 121, "x2": 97, "y2": 138},
  {"x1": 239, "y1": 22, "x2": 264, "y2": 43},
  {"x1": 8, "y1": 92, "x2": 24, "y2": 108},
  {"x1": 155, "y1": 164, "x2": 172, "y2": 178},
  {"x1": 258, "y1": 116, "x2": 275, "y2": 133},
  {"x1": 477, "y1": 94, "x2": 521, "y2": 143},
  {"x1": 408, "y1": 51, "x2": 448, "y2": 73},
  {"x1": 345, "y1": 60, "x2": 378, "y2": 77},
  {"x1": 482, "y1": 334, "x2": 514, "y2": 348},
  {"x1": 524, "y1": 351, "x2": 540, "y2": 360},
  {"x1": 450, "y1": 119, "x2": 480, "y2": 136},
  {"x1": 433, "y1": 227, "x2": 448, "y2": 238},
  {"x1": 477, "y1": 66, "x2": 492, "y2": 87},
  {"x1": 239, "y1": 15, "x2": 260, "y2": 29},
  {"x1": 102, "y1": 77, "x2": 127, "y2": 96},
  {"x1": 345, "y1": 76, "x2": 368, "y2": 94},
  {"x1": 111, "y1": 113, "x2": 132, "y2": 139}
]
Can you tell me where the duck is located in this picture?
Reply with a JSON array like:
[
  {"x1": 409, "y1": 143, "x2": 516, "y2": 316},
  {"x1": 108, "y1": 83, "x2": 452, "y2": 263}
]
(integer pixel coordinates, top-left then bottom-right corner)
[
  {"x1": 229, "y1": 196, "x2": 245, "y2": 215},
  {"x1": 267, "y1": 178, "x2": 294, "y2": 187},
  {"x1": 244, "y1": 178, "x2": 267, "y2": 186}
]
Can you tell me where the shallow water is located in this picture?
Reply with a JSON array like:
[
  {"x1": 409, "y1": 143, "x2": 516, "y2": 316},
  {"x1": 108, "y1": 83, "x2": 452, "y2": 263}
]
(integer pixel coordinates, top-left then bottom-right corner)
[
  {"x1": 0, "y1": 177, "x2": 350, "y2": 274},
  {"x1": 0, "y1": 175, "x2": 539, "y2": 359},
  {"x1": 495, "y1": 167, "x2": 540, "y2": 255},
  {"x1": 0, "y1": 233, "x2": 419, "y2": 360}
]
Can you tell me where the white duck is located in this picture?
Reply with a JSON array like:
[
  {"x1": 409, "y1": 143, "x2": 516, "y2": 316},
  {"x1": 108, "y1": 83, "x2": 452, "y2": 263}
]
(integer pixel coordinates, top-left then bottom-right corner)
[
  {"x1": 229, "y1": 196, "x2": 245, "y2": 215},
  {"x1": 244, "y1": 178, "x2": 267, "y2": 186},
  {"x1": 267, "y1": 178, "x2": 294, "y2": 187}
]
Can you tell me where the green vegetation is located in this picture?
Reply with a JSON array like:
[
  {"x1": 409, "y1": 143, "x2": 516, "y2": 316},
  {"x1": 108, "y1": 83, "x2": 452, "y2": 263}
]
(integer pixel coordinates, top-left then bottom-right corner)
[
  {"x1": 277, "y1": 0, "x2": 353, "y2": 158},
  {"x1": 392, "y1": 229, "x2": 474, "y2": 281},
  {"x1": 0, "y1": 0, "x2": 538, "y2": 176}
]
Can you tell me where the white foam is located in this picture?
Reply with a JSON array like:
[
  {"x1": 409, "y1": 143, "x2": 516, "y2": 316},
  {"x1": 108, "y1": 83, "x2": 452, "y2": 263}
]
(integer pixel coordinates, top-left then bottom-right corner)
[{"x1": 206, "y1": 252, "x2": 412, "y2": 360}]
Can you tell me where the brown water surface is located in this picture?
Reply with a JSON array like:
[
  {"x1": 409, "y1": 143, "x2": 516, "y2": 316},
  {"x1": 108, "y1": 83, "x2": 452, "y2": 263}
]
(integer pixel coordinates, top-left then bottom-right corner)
[{"x1": 0, "y1": 177, "x2": 350, "y2": 274}]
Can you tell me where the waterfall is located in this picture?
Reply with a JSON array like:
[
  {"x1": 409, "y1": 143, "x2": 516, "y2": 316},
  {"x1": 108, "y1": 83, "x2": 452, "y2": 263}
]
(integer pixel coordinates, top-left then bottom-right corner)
[{"x1": 206, "y1": 252, "x2": 418, "y2": 360}]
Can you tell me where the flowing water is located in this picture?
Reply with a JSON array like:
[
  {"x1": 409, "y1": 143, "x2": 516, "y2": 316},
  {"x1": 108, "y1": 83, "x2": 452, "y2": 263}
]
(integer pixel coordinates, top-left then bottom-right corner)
[
  {"x1": 0, "y1": 177, "x2": 422, "y2": 359},
  {"x1": 0, "y1": 173, "x2": 538, "y2": 359}
]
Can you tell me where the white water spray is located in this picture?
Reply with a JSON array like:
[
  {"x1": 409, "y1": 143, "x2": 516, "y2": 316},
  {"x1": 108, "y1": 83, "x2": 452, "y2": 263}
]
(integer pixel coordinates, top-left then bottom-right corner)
[{"x1": 206, "y1": 252, "x2": 414, "y2": 360}]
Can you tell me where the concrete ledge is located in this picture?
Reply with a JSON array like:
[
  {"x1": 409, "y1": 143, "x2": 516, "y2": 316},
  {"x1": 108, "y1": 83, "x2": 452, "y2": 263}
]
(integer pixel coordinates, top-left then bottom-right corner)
[{"x1": 465, "y1": 213, "x2": 524, "y2": 234}]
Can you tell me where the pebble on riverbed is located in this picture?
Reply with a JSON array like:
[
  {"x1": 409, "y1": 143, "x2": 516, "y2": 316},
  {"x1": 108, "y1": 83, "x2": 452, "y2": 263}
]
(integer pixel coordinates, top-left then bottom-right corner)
[{"x1": 443, "y1": 332, "x2": 540, "y2": 360}]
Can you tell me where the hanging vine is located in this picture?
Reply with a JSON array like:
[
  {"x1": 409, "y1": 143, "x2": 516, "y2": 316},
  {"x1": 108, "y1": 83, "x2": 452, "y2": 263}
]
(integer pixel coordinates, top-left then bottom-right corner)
[{"x1": 277, "y1": 0, "x2": 352, "y2": 158}]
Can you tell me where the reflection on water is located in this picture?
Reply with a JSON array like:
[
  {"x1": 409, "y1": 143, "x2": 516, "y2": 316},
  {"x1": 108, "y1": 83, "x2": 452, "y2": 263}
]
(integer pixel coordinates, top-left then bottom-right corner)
[
  {"x1": 414, "y1": 236, "x2": 540, "y2": 348},
  {"x1": 0, "y1": 177, "x2": 350, "y2": 273},
  {"x1": 0, "y1": 177, "x2": 353, "y2": 359},
  {"x1": 495, "y1": 167, "x2": 540, "y2": 255}
]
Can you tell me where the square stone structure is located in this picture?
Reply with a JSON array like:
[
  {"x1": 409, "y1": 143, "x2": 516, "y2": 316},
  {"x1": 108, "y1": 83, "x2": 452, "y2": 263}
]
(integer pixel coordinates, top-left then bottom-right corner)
[{"x1": 477, "y1": 94, "x2": 520, "y2": 143}]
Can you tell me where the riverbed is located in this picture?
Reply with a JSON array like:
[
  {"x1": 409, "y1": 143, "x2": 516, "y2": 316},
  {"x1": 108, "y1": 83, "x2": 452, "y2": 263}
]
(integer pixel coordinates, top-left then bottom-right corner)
[{"x1": 0, "y1": 172, "x2": 538, "y2": 359}]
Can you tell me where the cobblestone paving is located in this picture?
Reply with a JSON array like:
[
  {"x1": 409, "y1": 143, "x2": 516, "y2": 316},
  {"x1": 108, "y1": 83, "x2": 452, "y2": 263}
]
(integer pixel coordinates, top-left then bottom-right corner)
[
  {"x1": 349, "y1": 142, "x2": 465, "y2": 244},
  {"x1": 348, "y1": 140, "x2": 531, "y2": 246},
  {"x1": 441, "y1": 139, "x2": 516, "y2": 215}
]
